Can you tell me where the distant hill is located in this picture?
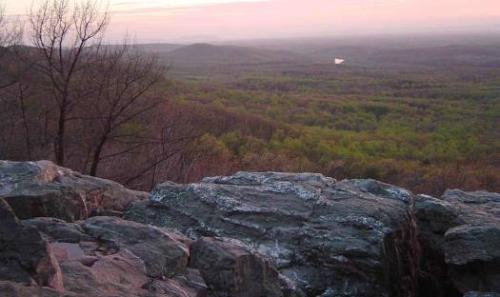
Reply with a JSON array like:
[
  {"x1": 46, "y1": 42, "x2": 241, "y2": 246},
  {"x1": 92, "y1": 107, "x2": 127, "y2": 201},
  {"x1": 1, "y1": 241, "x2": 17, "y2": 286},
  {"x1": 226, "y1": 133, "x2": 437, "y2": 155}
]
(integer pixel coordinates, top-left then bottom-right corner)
[
  {"x1": 133, "y1": 43, "x2": 184, "y2": 54},
  {"x1": 161, "y1": 43, "x2": 311, "y2": 67},
  {"x1": 369, "y1": 45, "x2": 500, "y2": 68},
  {"x1": 229, "y1": 35, "x2": 500, "y2": 69}
]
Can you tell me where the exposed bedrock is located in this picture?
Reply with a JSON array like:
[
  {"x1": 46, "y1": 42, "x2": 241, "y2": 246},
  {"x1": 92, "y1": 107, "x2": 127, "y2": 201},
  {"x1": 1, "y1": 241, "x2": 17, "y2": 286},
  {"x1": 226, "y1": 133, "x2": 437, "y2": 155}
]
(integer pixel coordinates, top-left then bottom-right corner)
[
  {"x1": 0, "y1": 160, "x2": 147, "y2": 221},
  {"x1": 126, "y1": 172, "x2": 419, "y2": 297},
  {"x1": 1, "y1": 197, "x2": 297, "y2": 297},
  {"x1": 126, "y1": 172, "x2": 500, "y2": 297},
  {"x1": 1, "y1": 162, "x2": 499, "y2": 297}
]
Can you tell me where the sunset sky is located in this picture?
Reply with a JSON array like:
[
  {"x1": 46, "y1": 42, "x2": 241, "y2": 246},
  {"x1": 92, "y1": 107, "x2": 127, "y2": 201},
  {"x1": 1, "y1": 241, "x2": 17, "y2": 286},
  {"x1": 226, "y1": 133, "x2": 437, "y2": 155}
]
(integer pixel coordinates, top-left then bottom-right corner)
[{"x1": 5, "y1": 0, "x2": 500, "y2": 42}]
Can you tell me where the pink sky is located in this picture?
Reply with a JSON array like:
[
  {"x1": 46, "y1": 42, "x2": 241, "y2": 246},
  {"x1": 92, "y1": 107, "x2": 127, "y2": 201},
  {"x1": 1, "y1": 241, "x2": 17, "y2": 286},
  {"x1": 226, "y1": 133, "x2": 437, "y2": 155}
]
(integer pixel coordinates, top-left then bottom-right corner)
[{"x1": 7, "y1": 0, "x2": 500, "y2": 42}]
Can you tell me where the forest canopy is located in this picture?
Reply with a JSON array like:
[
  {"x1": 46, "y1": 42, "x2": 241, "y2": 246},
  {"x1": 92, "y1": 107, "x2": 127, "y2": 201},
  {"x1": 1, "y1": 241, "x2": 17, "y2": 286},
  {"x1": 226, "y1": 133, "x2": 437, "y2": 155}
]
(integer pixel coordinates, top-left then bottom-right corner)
[{"x1": 0, "y1": 1, "x2": 499, "y2": 196}]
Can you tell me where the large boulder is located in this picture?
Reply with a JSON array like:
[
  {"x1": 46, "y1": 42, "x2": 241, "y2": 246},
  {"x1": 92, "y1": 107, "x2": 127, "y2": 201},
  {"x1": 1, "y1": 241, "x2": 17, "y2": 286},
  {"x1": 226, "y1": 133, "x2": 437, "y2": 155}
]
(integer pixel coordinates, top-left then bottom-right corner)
[
  {"x1": 0, "y1": 160, "x2": 146, "y2": 221},
  {"x1": 126, "y1": 172, "x2": 417, "y2": 297},
  {"x1": 415, "y1": 190, "x2": 500, "y2": 296}
]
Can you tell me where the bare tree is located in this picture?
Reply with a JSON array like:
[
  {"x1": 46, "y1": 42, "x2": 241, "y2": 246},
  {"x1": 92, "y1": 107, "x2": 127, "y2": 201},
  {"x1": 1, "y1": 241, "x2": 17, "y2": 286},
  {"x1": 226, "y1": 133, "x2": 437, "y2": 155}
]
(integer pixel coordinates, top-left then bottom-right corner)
[
  {"x1": 79, "y1": 44, "x2": 166, "y2": 176},
  {"x1": 29, "y1": 0, "x2": 108, "y2": 165}
]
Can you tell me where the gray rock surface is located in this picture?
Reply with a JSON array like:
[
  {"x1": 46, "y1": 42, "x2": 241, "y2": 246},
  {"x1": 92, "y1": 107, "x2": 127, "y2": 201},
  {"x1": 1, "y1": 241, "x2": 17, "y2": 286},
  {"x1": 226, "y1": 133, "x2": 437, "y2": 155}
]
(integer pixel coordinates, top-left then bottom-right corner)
[
  {"x1": 1, "y1": 197, "x2": 294, "y2": 297},
  {"x1": 415, "y1": 190, "x2": 500, "y2": 296},
  {"x1": 190, "y1": 236, "x2": 286, "y2": 297},
  {"x1": 2, "y1": 162, "x2": 500, "y2": 297},
  {"x1": 126, "y1": 172, "x2": 416, "y2": 297},
  {"x1": 80, "y1": 216, "x2": 189, "y2": 278},
  {"x1": 0, "y1": 160, "x2": 146, "y2": 221}
]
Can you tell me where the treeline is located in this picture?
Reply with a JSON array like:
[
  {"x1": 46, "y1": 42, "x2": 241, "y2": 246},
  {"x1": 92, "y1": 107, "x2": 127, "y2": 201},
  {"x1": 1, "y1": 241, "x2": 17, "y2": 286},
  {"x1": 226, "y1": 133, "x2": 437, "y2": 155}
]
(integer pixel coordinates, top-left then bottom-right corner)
[{"x1": 170, "y1": 105, "x2": 499, "y2": 196}]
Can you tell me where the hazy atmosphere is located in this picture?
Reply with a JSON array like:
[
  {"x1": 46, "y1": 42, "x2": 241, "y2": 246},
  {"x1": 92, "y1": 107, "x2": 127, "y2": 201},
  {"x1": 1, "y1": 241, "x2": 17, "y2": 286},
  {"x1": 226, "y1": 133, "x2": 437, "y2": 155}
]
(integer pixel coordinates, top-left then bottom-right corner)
[
  {"x1": 6, "y1": 0, "x2": 500, "y2": 42},
  {"x1": 1, "y1": 1, "x2": 500, "y2": 297}
]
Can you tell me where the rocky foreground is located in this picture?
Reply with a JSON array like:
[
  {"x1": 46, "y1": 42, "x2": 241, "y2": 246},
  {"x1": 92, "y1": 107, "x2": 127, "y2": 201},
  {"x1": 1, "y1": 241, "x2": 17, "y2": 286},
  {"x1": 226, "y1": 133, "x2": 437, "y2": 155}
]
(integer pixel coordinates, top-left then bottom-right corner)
[{"x1": 0, "y1": 161, "x2": 499, "y2": 297}]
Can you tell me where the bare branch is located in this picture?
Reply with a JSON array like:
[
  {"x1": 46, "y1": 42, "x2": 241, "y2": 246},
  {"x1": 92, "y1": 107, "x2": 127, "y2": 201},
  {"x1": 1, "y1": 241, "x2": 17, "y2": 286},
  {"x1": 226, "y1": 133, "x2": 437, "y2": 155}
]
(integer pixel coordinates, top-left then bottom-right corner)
[{"x1": 28, "y1": 0, "x2": 109, "y2": 165}]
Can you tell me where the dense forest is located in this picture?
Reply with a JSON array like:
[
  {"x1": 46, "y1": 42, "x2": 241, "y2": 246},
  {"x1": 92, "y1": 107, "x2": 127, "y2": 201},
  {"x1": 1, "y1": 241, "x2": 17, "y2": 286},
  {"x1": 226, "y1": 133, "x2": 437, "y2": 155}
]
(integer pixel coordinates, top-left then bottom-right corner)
[
  {"x1": 161, "y1": 57, "x2": 500, "y2": 195},
  {"x1": 0, "y1": 1, "x2": 499, "y2": 196}
]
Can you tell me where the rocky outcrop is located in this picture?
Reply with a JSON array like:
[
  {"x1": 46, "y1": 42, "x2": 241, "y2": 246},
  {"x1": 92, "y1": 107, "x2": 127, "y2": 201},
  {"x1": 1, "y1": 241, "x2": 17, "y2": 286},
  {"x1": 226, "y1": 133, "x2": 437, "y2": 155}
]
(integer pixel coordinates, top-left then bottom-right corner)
[
  {"x1": 1, "y1": 202, "x2": 208, "y2": 297},
  {"x1": 126, "y1": 172, "x2": 417, "y2": 297},
  {"x1": 415, "y1": 190, "x2": 500, "y2": 297},
  {"x1": 0, "y1": 160, "x2": 147, "y2": 221},
  {"x1": 1, "y1": 162, "x2": 499, "y2": 297},
  {"x1": 1, "y1": 196, "x2": 293, "y2": 297},
  {"x1": 125, "y1": 172, "x2": 500, "y2": 297}
]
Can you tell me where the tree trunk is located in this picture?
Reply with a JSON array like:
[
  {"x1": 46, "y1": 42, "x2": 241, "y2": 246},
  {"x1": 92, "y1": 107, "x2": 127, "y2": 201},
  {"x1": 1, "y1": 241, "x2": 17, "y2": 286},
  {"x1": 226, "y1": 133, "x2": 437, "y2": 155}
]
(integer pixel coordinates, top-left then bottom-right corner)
[
  {"x1": 89, "y1": 137, "x2": 107, "y2": 176},
  {"x1": 55, "y1": 106, "x2": 66, "y2": 165},
  {"x1": 18, "y1": 86, "x2": 32, "y2": 159}
]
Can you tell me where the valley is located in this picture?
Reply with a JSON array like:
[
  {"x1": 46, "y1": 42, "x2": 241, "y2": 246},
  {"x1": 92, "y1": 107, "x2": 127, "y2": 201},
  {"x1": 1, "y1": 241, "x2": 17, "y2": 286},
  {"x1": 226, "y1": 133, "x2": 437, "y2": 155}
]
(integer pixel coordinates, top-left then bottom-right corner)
[{"x1": 146, "y1": 35, "x2": 500, "y2": 195}]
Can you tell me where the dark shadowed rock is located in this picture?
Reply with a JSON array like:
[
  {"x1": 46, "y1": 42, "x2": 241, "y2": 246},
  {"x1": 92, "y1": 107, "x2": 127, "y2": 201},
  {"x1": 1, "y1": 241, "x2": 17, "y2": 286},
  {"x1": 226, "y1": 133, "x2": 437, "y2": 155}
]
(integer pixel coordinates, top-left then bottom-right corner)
[
  {"x1": 0, "y1": 160, "x2": 146, "y2": 221},
  {"x1": 444, "y1": 224, "x2": 500, "y2": 293},
  {"x1": 441, "y1": 188, "x2": 500, "y2": 295},
  {"x1": 0, "y1": 281, "x2": 60, "y2": 297},
  {"x1": 464, "y1": 292, "x2": 500, "y2": 297},
  {"x1": 444, "y1": 224, "x2": 500, "y2": 266},
  {"x1": 414, "y1": 194, "x2": 465, "y2": 251},
  {"x1": 190, "y1": 237, "x2": 285, "y2": 297},
  {"x1": 126, "y1": 172, "x2": 416, "y2": 297},
  {"x1": 415, "y1": 190, "x2": 500, "y2": 296},
  {"x1": 0, "y1": 199, "x2": 63, "y2": 292},
  {"x1": 414, "y1": 194, "x2": 462, "y2": 297},
  {"x1": 23, "y1": 217, "x2": 91, "y2": 243}
]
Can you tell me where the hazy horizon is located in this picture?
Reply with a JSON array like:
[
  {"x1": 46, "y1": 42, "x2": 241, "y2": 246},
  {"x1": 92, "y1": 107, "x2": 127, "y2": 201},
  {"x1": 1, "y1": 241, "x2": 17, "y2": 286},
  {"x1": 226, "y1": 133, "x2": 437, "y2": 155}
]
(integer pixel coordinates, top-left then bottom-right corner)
[{"x1": 5, "y1": 0, "x2": 500, "y2": 43}]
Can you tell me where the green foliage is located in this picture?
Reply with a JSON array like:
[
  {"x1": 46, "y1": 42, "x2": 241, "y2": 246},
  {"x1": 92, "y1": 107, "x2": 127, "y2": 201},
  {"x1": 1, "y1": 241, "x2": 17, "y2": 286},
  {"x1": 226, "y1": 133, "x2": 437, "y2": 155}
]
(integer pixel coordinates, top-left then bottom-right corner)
[{"x1": 167, "y1": 62, "x2": 500, "y2": 195}]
